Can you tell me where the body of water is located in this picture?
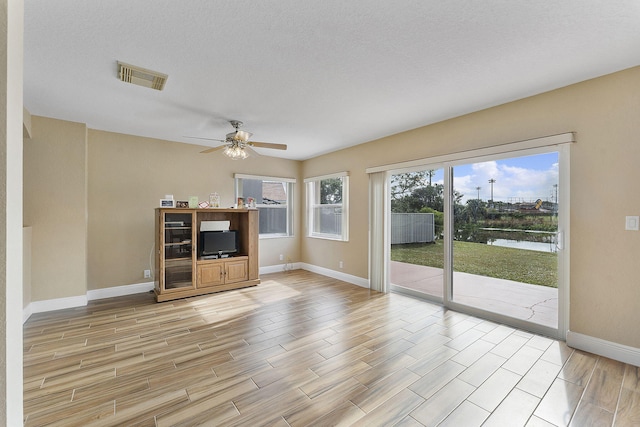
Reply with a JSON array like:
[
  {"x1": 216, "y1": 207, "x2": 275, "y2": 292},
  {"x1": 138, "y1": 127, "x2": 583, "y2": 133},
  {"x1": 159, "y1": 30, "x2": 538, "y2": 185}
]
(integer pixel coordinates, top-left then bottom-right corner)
[{"x1": 488, "y1": 238, "x2": 556, "y2": 253}]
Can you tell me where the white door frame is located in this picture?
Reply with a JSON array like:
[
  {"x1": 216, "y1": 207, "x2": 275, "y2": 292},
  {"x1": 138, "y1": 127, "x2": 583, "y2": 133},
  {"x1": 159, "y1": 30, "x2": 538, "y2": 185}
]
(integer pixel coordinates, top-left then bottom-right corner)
[{"x1": 370, "y1": 133, "x2": 573, "y2": 340}]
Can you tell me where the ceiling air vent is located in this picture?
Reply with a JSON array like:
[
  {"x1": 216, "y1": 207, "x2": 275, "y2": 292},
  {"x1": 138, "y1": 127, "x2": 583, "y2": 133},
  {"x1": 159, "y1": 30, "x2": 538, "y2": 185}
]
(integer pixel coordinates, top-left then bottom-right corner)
[{"x1": 117, "y1": 61, "x2": 168, "y2": 91}]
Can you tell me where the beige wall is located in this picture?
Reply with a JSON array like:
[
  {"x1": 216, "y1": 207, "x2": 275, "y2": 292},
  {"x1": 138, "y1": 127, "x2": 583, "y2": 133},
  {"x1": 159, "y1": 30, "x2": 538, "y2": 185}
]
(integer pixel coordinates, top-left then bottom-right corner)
[
  {"x1": 86, "y1": 129, "x2": 301, "y2": 290},
  {"x1": 23, "y1": 117, "x2": 88, "y2": 301},
  {"x1": 23, "y1": 117, "x2": 305, "y2": 300},
  {"x1": 23, "y1": 122, "x2": 301, "y2": 300},
  {"x1": 301, "y1": 65, "x2": 640, "y2": 348}
]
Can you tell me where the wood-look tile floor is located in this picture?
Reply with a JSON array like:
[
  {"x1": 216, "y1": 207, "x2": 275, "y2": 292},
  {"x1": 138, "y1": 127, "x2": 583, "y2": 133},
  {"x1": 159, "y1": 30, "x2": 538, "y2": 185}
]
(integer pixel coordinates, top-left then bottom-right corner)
[{"x1": 23, "y1": 270, "x2": 640, "y2": 426}]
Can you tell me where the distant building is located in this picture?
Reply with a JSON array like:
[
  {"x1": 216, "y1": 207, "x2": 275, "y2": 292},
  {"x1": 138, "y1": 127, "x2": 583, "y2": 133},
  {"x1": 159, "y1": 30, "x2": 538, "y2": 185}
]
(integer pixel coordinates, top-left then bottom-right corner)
[{"x1": 262, "y1": 182, "x2": 286, "y2": 204}]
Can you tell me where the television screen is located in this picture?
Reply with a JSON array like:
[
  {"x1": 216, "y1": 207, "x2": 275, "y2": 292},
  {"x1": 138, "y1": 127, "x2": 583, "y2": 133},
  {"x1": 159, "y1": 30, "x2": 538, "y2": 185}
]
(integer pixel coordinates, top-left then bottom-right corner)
[{"x1": 199, "y1": 230, "x2": 239, "y2": 257}]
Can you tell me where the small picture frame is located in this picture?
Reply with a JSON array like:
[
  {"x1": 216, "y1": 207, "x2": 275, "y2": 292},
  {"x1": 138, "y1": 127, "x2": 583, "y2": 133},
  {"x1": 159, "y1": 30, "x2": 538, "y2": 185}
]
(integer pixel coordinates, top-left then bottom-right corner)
[
  {"x1": 176, "y1": 201, "x2": 189, "y2": 208},
  {"x1": 237, "y1": 197, "x2": 244, "y2": 208},
  {"x1": 160, "y1": 199, "x2": 175, "y2": 208}
]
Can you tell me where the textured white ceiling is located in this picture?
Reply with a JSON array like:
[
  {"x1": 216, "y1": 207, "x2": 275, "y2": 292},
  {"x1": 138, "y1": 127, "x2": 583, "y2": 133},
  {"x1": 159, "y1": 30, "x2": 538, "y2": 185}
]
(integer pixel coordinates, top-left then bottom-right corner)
[{"x1": 23, "y1": 1, "x2": 640, "y2": 160}]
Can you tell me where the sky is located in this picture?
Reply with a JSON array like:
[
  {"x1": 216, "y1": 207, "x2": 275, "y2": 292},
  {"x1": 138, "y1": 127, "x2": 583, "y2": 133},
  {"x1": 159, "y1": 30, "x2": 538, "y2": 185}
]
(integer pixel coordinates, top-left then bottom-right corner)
[{"x1": 422, "y1": 152, "x2": 559, "y2": 204}]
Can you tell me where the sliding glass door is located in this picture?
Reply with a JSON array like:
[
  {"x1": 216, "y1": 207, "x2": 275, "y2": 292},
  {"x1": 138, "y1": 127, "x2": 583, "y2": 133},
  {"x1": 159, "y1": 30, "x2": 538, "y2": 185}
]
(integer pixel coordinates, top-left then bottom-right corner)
[
  {"x1": 389, "y1": 167, "x2": 445, "y2": 301},
  {"x1": 383, "y1": 140, "x2": 569, "y2": 338},
  {"x1": 450, "y1": 152, "x2": 560, "y2": 329}
]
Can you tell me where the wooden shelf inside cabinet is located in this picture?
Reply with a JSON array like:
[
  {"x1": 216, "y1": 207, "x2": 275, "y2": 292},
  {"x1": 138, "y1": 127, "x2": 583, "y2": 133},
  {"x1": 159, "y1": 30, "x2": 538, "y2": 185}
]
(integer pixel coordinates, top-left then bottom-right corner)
[{"x1": 154, "y1": 208, "x2": 260, "y2": 302}]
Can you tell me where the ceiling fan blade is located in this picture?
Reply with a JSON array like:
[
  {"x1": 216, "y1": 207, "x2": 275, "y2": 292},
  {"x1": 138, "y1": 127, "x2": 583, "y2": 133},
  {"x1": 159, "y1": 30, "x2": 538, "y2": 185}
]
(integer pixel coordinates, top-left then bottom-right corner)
[
  {"x1": 200, "y1": 145, "x2": 226, "y2": 154},
  {"x1": 185, "y1": 136, "x2": 225, "y2": 142},
  {"x1": 248, "y1": 141, "x2": 287, "y2": 150},
  {"x1": 244, "y1": 145, "x2": 261, "y2": 157}
]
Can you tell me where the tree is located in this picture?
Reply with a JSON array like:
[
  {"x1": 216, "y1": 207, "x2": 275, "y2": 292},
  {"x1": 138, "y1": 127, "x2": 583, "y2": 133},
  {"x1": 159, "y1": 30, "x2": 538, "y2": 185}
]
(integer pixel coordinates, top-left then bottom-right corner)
[
  {"x1": 391, "y1": 170, "x2": 464, "y2": 214},
  {"x1": 391, "y1": 171, "x2": 430, "y2": 201},
  {"x1": 320, "y1": 178, "x2": 342, "y2": 204},
  {"x1": 421, "y1": 206, "x2": 444, "y2": 235},
  {"x1": 463, "y1": 199, "x2": 487, "y2": 223},
  {"x1": 426, "y1": 169, "x2": 435, "y2": 186},
  {"x1": 411, "y1": 184, "x2": 444, "y2": 211}
]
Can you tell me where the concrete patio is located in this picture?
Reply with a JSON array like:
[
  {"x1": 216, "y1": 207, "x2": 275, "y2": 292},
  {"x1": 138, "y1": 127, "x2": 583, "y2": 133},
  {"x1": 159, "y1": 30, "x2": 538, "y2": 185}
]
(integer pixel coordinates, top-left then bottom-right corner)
[{"x1": 390, "y1": 261, "x2": 558, "y2": 328}]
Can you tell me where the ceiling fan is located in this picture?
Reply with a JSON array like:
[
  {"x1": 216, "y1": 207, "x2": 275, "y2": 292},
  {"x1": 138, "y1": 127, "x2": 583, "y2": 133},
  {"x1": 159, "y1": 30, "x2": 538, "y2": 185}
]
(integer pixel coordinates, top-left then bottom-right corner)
[{"x1": 188, "y1": 120, "x2": 287, "y2": 160}]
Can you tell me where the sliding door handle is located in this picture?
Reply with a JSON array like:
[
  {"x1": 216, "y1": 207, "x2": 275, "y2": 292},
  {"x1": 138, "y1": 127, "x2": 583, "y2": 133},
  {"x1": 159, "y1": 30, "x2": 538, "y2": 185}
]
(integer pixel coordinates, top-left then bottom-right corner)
[{"x1": 556, "y1": 231, "x2": 564, "y2": 251}]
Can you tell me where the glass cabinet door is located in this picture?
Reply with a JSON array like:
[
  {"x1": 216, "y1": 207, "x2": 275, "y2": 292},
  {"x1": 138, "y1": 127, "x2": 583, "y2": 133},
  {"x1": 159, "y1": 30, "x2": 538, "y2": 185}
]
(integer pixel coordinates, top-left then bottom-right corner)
[{"x1": 162, "y1": 211, "x2": 195, "y2": 290}]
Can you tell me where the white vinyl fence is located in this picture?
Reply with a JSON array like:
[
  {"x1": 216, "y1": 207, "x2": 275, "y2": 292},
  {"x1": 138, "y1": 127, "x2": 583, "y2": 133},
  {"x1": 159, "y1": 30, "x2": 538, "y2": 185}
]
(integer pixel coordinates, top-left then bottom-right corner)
[
  {"x1": 257, "y1": 205, "x2": 287, "y2": 234},
  {"x1": 391, "y1": 213, "x2": 435, "y2": 244}
]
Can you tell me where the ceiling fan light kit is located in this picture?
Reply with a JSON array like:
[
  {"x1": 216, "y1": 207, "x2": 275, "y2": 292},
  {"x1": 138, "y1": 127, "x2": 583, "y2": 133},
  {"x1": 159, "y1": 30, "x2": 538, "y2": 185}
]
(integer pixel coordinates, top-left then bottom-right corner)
[
  {"x1": 223, "y1": 121, "x2": 251, "y2": 159},
  {"x1": 223, "y1": 142, "x2": 250, "y2": 160},
  {"x1": 190, "y1": 120, "x2": 287, "y2": 160}
]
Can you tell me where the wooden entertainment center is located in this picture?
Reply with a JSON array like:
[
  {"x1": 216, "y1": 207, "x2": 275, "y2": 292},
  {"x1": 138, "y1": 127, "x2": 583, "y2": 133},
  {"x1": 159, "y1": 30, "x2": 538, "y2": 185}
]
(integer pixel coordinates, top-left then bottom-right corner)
[{"x1": 154, "y1": 208, "x2": 260, "y2": 302}]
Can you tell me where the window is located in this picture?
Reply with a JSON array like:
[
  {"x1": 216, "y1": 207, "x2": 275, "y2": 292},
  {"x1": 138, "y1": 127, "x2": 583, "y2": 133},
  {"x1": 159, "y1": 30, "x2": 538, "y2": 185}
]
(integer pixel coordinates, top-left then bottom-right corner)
[
  {"x1": 305, "y1": 172, "x2": 349, "y2": 241},
  {"x1": 235, "y1": 174, "x2": 295, "y2": 237}
]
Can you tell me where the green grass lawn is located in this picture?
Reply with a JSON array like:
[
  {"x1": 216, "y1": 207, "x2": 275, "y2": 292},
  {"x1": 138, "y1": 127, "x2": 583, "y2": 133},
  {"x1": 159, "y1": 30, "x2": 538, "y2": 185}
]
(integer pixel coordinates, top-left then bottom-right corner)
[{"x1": 391, "y1": 240, "x2": 557, "y2": 288}]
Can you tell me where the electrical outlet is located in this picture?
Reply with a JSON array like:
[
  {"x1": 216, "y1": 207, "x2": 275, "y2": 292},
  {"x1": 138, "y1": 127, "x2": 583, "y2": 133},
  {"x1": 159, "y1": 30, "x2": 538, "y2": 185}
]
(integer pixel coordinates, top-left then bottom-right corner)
[
  {"x1": 144, "y1": 269, "x2": 151, "y2": 278},
  {"x1": 279, "y1": 254, "x2": 284, "y2": 261},
  {"x1": 626, "y1": 216, "x2": 639, "y2": 231},
  {"x1": 339, "y1": 261, "x2": 343, "y2": 269}
]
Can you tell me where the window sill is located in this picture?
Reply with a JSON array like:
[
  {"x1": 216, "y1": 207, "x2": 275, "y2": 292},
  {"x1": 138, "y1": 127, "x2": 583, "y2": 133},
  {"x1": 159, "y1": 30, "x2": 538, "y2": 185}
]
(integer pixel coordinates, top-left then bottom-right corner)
[
  {"x1": 308, "y1": 233, "x2": 348, "y2": 242},
  {"x1": 259, "y1": 234, "x2": 295, "y2": 240}
]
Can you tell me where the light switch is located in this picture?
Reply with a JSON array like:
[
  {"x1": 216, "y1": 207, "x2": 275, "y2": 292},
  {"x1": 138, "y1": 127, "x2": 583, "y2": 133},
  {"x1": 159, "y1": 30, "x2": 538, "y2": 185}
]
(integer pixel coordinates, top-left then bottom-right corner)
[{"x1": 625, "y1": 216, "x2": 639, "y2": 231}]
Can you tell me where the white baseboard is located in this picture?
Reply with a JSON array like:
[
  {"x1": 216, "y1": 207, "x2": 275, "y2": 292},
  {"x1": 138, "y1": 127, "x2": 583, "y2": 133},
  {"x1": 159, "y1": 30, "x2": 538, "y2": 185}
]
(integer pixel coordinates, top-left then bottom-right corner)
[
  {"x1": 259, "y1": 263, "x2": 303, "y2": 275},
  {"x1": 26, "y1": 294, "x2": 88, "y2": 322},
  {"x1": 567, "y1": 330, "x2": 640, "y2": 367},
  {"x1": 300, "y1": 263, "x2": 370, "y2": 289},
  {"x1": 23, "y1": 281, "x2": 154, "y2": 323},
  {"x1": 260, "y1": 262, "x2": 370, "y2": 288},
  {"x1": 22, "y1": 304, "x2": 33, "y2": 324},
  {"x1": 23, "y1": 265, "x2": 370, "y2": 323},
  {"x1": 87, "y1": 281, "x2": 154, "y2": 301}
]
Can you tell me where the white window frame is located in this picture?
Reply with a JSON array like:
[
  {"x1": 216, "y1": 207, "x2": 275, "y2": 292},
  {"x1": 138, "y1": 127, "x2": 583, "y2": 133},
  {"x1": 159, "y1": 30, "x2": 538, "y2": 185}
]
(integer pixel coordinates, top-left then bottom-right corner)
[
  {"x1": 235, "y1": 174, "x2": 295, "y2": 238},
  {"x1": 305, "y1": 172, "x2": 349, "y2": 241}
]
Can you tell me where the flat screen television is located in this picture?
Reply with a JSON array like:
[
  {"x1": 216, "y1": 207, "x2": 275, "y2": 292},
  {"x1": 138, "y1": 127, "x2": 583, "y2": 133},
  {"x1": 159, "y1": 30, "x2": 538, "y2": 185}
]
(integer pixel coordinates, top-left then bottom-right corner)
[{"x1": 199, "y1": 230, "x2": 239, "y2": 258}]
